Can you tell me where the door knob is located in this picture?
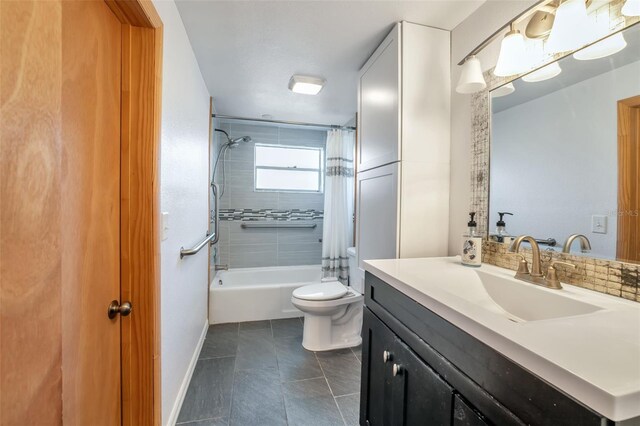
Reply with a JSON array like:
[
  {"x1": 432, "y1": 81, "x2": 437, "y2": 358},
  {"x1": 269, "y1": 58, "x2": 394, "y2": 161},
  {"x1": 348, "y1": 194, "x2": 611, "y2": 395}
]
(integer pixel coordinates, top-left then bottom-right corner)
[
  {"x1": 108, "y1": 300, "x2": 132, "y2": 319},
  {"x1": 383, "y1": 350, "x2": 392, "y2": 363},
  {"x1": 392, "y1": 363, "x2": 402, "y2": 377}
]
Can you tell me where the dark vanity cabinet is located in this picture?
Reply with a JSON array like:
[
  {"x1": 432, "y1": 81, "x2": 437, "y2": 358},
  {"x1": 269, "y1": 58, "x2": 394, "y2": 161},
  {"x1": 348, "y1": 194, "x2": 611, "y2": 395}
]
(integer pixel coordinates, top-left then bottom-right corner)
[
  {"x1": 363, "y1": 311, "x2": 454, "y2": 425},
  {"x1": 359, "y1": 272, "x2": 615, "y2": 426}
]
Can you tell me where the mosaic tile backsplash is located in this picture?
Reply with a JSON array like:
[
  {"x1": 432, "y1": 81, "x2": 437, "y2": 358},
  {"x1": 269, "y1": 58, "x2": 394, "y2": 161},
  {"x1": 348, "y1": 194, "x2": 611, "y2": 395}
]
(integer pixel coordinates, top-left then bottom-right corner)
[
  {"x1": 219, "y1": 208, "x2": 323, "y2": 222},
  {"x1": 469, "y1": 13, "x2": 640, "y2": 302},
  {"x1": 483, "y1": 241, "x2": 640, "y2": 302}
]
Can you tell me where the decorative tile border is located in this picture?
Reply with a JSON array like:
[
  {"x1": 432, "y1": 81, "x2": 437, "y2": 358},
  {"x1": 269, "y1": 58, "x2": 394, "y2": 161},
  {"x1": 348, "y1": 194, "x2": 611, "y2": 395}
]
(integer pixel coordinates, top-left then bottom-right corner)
[
  {"x1": 469, "y1": 12, "x2": 640, "y2": 302},
  {"x1": 482, "y1": 241, "x2": 639, "y2": 302},
  {"x1": 219, "y1": 208, "x2": 323, "y2": 222}
]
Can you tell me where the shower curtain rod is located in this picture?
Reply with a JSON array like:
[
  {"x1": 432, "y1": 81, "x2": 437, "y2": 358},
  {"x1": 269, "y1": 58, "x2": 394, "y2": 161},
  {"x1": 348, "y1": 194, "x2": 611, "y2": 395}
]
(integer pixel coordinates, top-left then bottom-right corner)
[{"x1": 212, "y1": 114, "x2": 356, "y2": 131}]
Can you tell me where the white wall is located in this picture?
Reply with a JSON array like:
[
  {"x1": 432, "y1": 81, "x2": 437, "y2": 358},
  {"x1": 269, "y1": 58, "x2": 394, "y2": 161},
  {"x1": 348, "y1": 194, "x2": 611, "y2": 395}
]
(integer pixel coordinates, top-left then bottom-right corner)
[
  {"x1": 490, "y1": 60, "x2": 640, "y2": 258},
  {"x1": 448, "y1": 0, "x2": 537, "y2": 255},
  {"x1": 154, "y1": 0, "x2": 211, "y2": 424}
]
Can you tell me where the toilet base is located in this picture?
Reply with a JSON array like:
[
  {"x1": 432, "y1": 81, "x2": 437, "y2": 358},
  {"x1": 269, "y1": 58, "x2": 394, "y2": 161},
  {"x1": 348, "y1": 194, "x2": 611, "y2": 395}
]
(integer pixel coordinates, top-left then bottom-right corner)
[{"x1": 300, "y1": 305, "x2": 363, "y2": 352}]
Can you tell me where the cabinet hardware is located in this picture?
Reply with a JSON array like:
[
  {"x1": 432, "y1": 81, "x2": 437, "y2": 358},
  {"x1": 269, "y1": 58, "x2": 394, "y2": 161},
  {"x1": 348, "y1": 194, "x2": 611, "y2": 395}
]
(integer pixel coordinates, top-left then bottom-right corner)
[
  {"x1": 393, "y1": 363, "x2": 402, "y2": 377},
  {"x1": 383, "y1": 350, "x2": 392, "y2": 363}
]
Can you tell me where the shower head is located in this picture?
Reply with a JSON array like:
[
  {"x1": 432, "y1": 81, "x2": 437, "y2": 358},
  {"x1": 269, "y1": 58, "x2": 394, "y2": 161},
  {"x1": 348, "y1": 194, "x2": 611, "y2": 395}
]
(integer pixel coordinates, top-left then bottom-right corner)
[
  {"x1": 214, "y1": 129, "x2": 252, "y2": 148},
  {"x1": 231, "y1": 136, "x2": 252, "y2": 144}
]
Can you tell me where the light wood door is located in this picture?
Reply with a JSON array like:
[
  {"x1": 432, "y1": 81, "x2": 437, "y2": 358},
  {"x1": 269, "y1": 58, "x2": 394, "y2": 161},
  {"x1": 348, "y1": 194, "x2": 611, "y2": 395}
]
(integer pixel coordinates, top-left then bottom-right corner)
[
  {"x1": 61, "y1": 1, "x2": 122, "y2": 424},
  {"x1": 617, "y1": 95, "x2": 640, "y2": 263},
  {"x1": 2, "y1": 0, "x2": 162, "y2": 423}
]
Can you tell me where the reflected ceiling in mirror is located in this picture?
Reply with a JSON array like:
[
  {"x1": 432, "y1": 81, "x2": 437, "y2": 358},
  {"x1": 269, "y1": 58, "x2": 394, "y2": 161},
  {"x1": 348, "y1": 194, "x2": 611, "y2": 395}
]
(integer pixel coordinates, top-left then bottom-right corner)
[{"x1": 489, "y1": 23, "x2": 640, "y2": 264}]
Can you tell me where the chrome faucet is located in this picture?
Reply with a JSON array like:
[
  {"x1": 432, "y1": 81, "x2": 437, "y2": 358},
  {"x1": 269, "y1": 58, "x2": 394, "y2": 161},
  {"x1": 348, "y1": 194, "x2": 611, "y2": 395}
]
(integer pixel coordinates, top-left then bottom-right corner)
[
  {"x1": 509, "y1": 235, "x2": 576, "y2": 289},
  {"x1": 562, "y1": 234, "x2": 592, "y2": 254}
]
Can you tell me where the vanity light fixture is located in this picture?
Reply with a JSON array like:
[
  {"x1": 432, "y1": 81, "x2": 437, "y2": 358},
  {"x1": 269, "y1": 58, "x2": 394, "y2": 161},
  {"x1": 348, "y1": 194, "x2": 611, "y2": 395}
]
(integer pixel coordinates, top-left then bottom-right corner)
[
  {"x1": 622, "y1": 0, "x2": 640, "y2": 16},
  {"x1": 491, "y1": 82, "x2": 515, "y2": 97},
  {"x1": 288, "y1": 75, "x2": 326, "y2": 95},
  {"x1": 522, "y1": 61, "x2": 562, "y2": 82},
  {"x1": 546, "y1": 0, "x2": 593, "y2": 53},
  {"x1": 456, "y1": 55, "x2": 487, "y2": 94},
  {"x1": 494, "y1": 25, "x2": 531, "y2": 77}
]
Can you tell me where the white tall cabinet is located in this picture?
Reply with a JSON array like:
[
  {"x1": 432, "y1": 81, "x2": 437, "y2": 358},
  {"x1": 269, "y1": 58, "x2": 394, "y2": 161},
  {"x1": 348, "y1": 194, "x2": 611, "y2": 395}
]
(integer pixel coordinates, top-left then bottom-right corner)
[{"x1": 356, "y1": 22, "x2": 451, "y2": 280}]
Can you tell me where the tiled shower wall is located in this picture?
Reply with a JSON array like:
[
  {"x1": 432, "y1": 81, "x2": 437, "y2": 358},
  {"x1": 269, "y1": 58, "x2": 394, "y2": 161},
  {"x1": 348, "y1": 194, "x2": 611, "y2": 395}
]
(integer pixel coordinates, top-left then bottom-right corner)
[{"x1": 212, "y1": 123, "x2": 326, "y2": 269}]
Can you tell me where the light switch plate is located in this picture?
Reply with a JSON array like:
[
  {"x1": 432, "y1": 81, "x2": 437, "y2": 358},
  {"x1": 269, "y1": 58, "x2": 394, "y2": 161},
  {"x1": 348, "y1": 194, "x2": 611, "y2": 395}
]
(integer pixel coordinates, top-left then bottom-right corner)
[
  {"x1": 591, "y1": 215, "x2": 607, "y2": 234},
  {"x1": 161, "y1": 212, "x2": 169, "y2": 241}
]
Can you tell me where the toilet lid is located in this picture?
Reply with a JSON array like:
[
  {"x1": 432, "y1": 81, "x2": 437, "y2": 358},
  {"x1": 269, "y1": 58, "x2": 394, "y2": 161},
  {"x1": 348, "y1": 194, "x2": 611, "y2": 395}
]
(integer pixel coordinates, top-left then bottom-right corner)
[{"x1": 293, "y1": 281, "x2": 348, "y2": 301}]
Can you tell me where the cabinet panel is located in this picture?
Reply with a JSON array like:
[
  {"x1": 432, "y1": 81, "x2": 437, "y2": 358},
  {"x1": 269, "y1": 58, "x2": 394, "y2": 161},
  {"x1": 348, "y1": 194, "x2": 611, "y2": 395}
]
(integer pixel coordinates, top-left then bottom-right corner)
[
  {"x1": 358, "y1": 25, "x2": 400, "y2": 172},
  {"x1": 393, "y1": 338, "x2": 453, "y2": 426},
  {"x1": 454, "y1": 395, "x2": 489, "y2": 426},
  {"x1": 356, "y1": 163, "x2": 399, "y2": 271},
  {"x1": 361, "y1": 308, "x2": 396, "y2": 426}
]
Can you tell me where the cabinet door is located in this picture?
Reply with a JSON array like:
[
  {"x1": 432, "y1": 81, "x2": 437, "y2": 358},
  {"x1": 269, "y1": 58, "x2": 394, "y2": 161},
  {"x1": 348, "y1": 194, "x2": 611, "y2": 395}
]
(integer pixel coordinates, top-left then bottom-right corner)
[
  {"x1": 356, "y1": 163, "x2": 399, "y2": 272},
  {"x1": 453, "y1": 395, "x2": 490, "y2": 426},
  {"x1": 361, "y1": 309, "x2": 396, "y2": 426},
  {"x1": 358, "y1": 24, "x2": 400, "y2": 172},
  {"x1": 391, "y1": 338, "x2": 454, "y2": 426}
]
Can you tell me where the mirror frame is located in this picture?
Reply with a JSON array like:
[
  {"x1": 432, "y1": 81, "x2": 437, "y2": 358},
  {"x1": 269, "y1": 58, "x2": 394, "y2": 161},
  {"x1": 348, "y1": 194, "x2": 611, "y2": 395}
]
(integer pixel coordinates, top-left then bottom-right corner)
[{"x1": 469, "y1": 19, "x2": 640, "y2": 298}]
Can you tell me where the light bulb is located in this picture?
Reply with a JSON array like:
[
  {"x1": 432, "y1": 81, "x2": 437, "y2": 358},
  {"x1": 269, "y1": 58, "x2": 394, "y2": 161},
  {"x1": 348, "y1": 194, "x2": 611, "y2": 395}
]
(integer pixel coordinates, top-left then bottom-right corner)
[
  {"x1": 494, "y1": 29, "x2": 531, "y2": 77},
  {"x1": 622, "y1": 0, "x2": 640, "y2": 16},
  {"x1": 546, "y1": 0, "x2": 593, "y2": 53},
  {"x1": 456, "y1": 56, "x2": 487, "y2": 94},
  {"x1": 574, "y1": 32, "x2": 627, "y2": 60},
  {"x1": 522, "y1": 62, "x2": 562, "y2": 82},
  {"x1": 492, "y1": 82, "x2": 515, "y2": 98}
]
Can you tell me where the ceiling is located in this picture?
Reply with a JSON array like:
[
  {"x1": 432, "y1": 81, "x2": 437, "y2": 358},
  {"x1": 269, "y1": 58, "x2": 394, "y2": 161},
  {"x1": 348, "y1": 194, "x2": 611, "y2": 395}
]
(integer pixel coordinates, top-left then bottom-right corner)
[
  {"x1": 175, "y1": 0, "x2": 485, "y2": 126},
  {"x1": 492, "y1": 23, "x2": 640, "y2": 113}
]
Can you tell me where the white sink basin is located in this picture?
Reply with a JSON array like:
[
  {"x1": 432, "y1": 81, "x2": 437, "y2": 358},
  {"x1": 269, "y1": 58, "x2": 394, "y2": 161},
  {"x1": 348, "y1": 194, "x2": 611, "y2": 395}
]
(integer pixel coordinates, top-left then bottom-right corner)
[{"x1": 474, "y1": 270, "x2": 603, "y2": 322}]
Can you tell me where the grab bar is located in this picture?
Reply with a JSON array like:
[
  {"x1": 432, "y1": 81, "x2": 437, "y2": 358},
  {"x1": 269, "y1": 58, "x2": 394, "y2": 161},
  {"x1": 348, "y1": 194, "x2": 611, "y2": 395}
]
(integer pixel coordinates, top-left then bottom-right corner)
[
  {"x1": 536, "y1": 238, "x2": 557, "y2": 247},
  {"x1": 180, "y1": 232, "x2": 217, "y2": 259},
  {"x1": 180, "y1": 183, "x2": 220, "y2": 259},
  {"x1": 240, "y1": 222, "x2": 317, "y2": 229}
]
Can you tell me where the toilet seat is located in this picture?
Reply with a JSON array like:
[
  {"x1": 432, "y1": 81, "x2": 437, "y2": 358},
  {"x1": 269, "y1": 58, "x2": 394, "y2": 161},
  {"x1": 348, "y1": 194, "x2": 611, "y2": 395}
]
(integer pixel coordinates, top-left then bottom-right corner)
[{"x1": 292, "y1": 281, "x2": 348, "y2": 301}]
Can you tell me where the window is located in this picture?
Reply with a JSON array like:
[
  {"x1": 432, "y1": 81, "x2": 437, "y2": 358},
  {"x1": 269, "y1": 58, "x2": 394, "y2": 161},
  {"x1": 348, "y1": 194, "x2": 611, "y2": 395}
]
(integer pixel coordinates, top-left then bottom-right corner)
[{"x1": 254, "y1": 144, "x2": 323, "y2": 192}]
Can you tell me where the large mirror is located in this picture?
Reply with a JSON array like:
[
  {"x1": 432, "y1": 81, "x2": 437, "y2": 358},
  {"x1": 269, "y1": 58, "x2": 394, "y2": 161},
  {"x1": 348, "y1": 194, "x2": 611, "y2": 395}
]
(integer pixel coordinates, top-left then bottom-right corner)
[{"x1": 489, "y1": 23, "x2": 640, "y2": 264}]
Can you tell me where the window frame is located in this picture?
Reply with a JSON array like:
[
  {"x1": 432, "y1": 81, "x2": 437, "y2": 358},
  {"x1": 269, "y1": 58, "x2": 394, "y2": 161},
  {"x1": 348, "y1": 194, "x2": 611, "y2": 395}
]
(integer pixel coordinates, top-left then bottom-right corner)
[{"x1": 254, "y1": 143, "x2": 324, "y2": 194}]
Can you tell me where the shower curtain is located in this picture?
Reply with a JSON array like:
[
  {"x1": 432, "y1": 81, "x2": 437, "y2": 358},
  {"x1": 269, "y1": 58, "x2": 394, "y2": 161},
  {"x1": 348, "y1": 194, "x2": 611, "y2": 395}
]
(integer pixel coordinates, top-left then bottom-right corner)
[{"x1": 322, "y1": 129, "x2": 355, "y2": 282}]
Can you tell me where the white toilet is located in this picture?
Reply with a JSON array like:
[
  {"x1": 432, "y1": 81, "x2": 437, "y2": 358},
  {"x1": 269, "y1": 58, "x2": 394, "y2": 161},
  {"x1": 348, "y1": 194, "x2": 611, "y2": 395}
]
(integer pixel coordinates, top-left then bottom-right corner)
[{"x1": 291, "y1": 247, "x2": 364, "y2": 351}]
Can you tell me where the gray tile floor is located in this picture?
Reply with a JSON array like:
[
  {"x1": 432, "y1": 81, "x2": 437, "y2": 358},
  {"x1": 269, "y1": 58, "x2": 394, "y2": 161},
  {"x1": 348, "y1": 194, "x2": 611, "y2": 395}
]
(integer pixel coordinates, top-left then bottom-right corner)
[{"x1": 177, "y1": 318, "x2": 361, "y2": 426}]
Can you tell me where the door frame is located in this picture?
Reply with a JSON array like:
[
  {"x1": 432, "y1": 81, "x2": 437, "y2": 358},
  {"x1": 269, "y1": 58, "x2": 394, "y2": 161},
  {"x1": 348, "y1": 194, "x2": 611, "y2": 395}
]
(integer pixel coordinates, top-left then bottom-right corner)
[
  {"x1": 617, "y1": 94, "x2": 640, "y2": 263},
  {"x1": 106, "y1": 1, "x2": 163, "y2": 424}
]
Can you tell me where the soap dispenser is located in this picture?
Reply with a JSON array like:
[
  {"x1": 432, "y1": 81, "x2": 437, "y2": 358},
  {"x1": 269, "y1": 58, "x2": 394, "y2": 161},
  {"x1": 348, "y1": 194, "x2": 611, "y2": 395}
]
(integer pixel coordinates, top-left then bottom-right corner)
[
  {"x1": 495, "y1": 212, "x2": 513, "y2": 243},
  {"x1": 462, "y1": 212, "x2": 482, "y2": 267}
]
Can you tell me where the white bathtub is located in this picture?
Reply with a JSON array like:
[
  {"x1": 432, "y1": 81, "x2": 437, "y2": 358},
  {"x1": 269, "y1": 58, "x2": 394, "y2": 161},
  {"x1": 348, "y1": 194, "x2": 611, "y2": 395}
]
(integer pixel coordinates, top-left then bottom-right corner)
[{"x1": 209, "y1": 265, "x2": 322, "y2": 324}]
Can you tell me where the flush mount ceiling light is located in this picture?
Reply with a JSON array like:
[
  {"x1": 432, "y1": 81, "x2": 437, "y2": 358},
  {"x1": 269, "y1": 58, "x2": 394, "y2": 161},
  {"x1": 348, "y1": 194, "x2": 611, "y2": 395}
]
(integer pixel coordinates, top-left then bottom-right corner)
[
  {"x1": 456, "y1": 56, "x2": 487, "y2": 94},
  {"x1": 522, "y1": 61, "x2": 562, "y2": 82},
  {"x1": 288, "y1": 75, "x2": 326, "y2": 95},
  {"x1": 494, "y1": 26, "x2": 531, "y2": 77},
  {"x1": 622, "y1": 0, "x2": 640, "y2": 16},
  {"x1": 546, "y1": 0, "x2": 593, "y2": 53},
  {"x1": 492, "y1": 82, "x2": 516, "y2": 97}
]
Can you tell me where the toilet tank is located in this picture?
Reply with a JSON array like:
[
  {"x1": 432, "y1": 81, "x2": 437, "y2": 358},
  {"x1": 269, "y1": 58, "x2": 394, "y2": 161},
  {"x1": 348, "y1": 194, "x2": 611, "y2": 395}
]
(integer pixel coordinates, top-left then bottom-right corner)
[{"x1": 347, "y1": 247, "x2": 363, "y2": 294}]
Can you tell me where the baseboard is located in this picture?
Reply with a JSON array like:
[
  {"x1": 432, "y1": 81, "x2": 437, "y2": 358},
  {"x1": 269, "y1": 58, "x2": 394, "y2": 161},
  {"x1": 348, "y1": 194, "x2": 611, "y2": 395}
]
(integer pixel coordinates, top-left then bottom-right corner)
[{"x1": 166, "y1": 319, "x2": 209, "y2": 426}]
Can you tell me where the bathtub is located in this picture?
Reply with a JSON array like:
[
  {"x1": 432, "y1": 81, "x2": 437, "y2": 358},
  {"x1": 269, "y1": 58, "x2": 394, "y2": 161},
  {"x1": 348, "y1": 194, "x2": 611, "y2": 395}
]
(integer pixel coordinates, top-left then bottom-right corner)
[{"x1": 209, "y1": 265, "x2": 322, "y2": 324}]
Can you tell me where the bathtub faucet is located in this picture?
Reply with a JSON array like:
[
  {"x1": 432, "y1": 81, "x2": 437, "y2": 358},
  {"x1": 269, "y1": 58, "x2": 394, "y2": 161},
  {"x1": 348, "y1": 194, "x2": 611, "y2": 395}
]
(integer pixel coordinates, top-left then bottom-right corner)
[{"x1": 214, "y1": 264, "x2": 229, "y2": 271}]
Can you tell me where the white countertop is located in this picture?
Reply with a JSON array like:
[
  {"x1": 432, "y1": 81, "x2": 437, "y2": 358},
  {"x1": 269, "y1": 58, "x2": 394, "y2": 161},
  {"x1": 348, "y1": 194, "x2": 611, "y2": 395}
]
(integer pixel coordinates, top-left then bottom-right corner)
[{"x1": 363, "y1": 256, "x2": 640, "y2": 421}]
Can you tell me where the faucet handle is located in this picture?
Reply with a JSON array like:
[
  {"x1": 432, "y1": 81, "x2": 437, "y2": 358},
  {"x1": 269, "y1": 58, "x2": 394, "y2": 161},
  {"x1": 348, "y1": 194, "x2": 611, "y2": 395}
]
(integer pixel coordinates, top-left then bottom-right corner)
[
  {"x1": 508, "y1": 253, "x2": 530, "y2": 276},
  {"x1": 544, "y1": 261, "x2": 576, "y2": 289}
]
